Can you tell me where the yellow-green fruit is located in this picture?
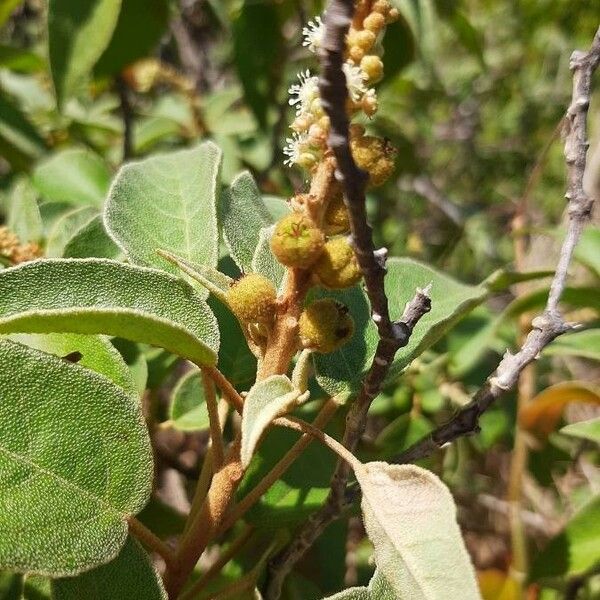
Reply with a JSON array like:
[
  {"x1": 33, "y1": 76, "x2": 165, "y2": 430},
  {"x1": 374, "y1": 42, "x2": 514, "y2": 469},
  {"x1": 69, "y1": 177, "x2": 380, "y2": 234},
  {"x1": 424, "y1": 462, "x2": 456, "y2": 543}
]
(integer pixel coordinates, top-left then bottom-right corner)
[
  {"x1": 350, "y1": 135, "x2": 396, "y2": 187},
  {"x1": 226, "y1": 274, "x2": 277, "y2": 323},
  {"x1": 299, "y1": 299, "x2": 355, "y2": 353},
  {"x1": 270, "y1": 213, "x2": 325, "y2": 269},
  {"x1": 323, "y1": 193, "x2": 350, "y2": 235},
  {"x1": 314, "y1": 237, "x2": 362, "y2": 289}
]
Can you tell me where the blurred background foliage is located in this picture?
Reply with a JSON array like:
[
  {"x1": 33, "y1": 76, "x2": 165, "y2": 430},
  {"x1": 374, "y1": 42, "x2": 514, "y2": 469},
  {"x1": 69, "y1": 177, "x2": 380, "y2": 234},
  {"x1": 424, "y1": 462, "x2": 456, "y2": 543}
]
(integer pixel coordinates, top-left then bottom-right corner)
[{"x1": 0, "y1": 0, "x2": 599, "y2": 598}]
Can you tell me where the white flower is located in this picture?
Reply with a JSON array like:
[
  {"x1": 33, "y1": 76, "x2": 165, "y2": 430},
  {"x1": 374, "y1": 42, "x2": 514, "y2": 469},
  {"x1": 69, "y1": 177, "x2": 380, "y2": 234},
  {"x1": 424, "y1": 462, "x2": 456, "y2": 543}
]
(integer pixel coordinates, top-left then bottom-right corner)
[
  {"x1": 288, "y1": 70, "x2": 320, "y2": 115},
  {"x1": 302, "y1": 15, "x2": 325, "y2": 53},
  {"x1": 342, "y1": 61, "x2": 368, "y2": 101},
  {"x1": 283, "y1": 132, "x2": 310, "y2": 167}
]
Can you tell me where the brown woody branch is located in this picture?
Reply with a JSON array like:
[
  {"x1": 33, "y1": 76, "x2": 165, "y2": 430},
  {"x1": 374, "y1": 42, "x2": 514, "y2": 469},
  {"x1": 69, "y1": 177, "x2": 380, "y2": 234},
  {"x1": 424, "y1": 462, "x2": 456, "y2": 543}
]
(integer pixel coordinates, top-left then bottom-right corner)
[
  {"x1": 264, "y1": 4, "x2": 431, "y2": 595},
  {"x1": 393, "y1": 26, "x2": 600, "y2": 466}
]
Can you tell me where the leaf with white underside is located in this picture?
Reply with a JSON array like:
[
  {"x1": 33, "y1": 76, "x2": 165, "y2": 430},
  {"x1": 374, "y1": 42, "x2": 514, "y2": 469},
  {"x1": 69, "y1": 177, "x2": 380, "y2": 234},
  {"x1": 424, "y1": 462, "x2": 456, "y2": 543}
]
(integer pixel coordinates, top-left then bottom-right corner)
[
  {"x1": 241, "y1": 376, "x2": 301, "y2": 468},
  {"x1": 315, "y1": 258, "x2": 488, "y2": 398},
  {"x1": 0, "y1": 340, "x2": 153, "y2": 576},
  {"x1": 221, "y1": 171, "x2": 273, "y2": 272},
  {"x1": 7, "y1": 333, "x2": 137, "y2": 397},
  {"x1": 105, "y1": 142, "x2": 221, "y2": 281},
  {"x1": 52, "y1": 537, "x2": 166, "y2": 599},
  {"x1": 355, "y1": 462, "x2": 481, "y2": 600},
  {"x1": 323, "y1": 570, "x2": 394, "y2": 599},
  {"x1": 0, "y1": 259, "x2": 219, "y2": 365}
]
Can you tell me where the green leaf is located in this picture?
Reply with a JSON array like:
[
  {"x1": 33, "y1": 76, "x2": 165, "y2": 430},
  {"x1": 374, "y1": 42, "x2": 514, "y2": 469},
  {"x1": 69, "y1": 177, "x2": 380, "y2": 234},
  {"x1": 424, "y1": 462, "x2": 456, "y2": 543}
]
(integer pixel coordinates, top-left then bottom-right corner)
[
  {"x1": 0, "y1": 340, "x2": 153, "y2": 575},
  {"x1": 0, "y1": 259, "x2": 219, "y2": 365},
  {"x1": 544, "y1": 329, "x2": 600, "y2": 362},
  {"x1": 236, "y1": 419, "x2": 336, "y2": 528},
  {"x1": 449, "y1": 286, "x2": 600, "y2": 377},
  {"x1": 221, "y1": 171, "x2": 273, "y2": 272},
  {"x1": 252, "y1": 226, "x2": 285, "y2": 289},
  {"x1": 560, "y1": 418, "x2": 600, "y2": 444},
  {"x1": 484, "y1": 268, "x2": 554, "y2": 293},
  {"x1": 169, "y1": 369, "x2": 210, "y2": 432},
  {"x1": 6, "y1": 178, "x2": 43, "y2": 243},
  {"x1": 531, "y1": 496, "x2": 600, "y2": 580},
  {"x1": 241, "y1": 375, "x2": 301, "y2": 468},
  {"x1": 0, "y1": 45, "x2": 45, "y2": 73},
  {"x1": 47, "y1": 0, "x2": 122, "y2": 106},
  {"x1": 45, "y1": 206, "x2": 98, "y2": 257},
  {"x1": 0, "y1": 92, "x2": 45, "y2": 171},
  {"x1": 94, "y1": 0, "x2": 169, "y2": 77},
  {"x1": 316, "y1": 258, "x2": 487, "y2": 397},
  {"x1": 355, "y1": 462, "x2": 481, "y2": 599},
  {"x1": 32, "y1": 148, "x2": 111, "y2": 207},
  {"x1": 7, "y1": 333, "x2": 138, "y2": 397},
  {"x1": 574, "y1": 226, "x2": 600, "y2": 277},
  {"x1": 52, "y1": 537, "x2": 166, "y2": 599},
  {"x1": 232, "y1": 2, "x2": 283, "y2": 129},
  {"x1": 105, "y1": 142, "x2": 221, "y2": 276},
  {"x1": 63, "y1": 215, "x2": 121, "y2": 259}
]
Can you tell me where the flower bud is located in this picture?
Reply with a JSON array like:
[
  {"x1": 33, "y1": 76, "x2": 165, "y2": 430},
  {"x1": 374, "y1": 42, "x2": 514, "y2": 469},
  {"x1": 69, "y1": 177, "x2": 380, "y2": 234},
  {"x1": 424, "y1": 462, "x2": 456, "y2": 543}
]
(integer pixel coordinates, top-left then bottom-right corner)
[
  {"x1": 350, "y1": 134, "x2": 396, "y2": 187},
  {"x1": 226, "y1": 274, "x2": 277, "y2": 324},
  {"x1": 360, "y1": 55, "x2": 384, "y2": 83},
  {"x1": 355, "y1": 30, "x2": 377, "y2": 51},
  {"x1": 313, "y1": 237, "x2": 362, "y2": 289},
  {"x1": 271, "y1": 213, "x2": 325, "y2": 269},
  {"x1": 299, "y1": 299, "x2": 354, "y2": 353},
  {"x1": 363, "y1": 12, "x2": 386, "y2": 33},
  {"x1": 323, "y1": 192, "x2": 350, "y2": 235}
]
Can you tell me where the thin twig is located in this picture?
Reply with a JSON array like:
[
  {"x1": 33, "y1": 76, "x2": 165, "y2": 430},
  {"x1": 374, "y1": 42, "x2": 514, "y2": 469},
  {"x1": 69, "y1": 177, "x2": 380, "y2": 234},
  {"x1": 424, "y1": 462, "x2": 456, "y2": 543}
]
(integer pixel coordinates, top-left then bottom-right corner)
[
  {"x1": 203, "y1": 365, "x2": 244, "y2": 414},
  {"x1": 202, "y1": 371, "x2": 224, "y2": 469},
  {"x1": 393, "y1": 26, "x2": 600, "y2": 466},
  {"x1": 128, "y1": 516, "x2": 176, "y2": 568},
  {"x1": 275, "y1": 415, "x2": 362, "y2": 471}
]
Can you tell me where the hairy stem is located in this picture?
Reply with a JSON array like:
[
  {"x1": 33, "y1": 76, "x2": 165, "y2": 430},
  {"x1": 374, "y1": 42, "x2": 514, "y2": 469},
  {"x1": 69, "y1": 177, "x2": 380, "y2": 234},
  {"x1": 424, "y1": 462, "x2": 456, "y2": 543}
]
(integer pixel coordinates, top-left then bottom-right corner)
[{"x1": 128, "y1": 516, "x2": 175, "y2": 569}]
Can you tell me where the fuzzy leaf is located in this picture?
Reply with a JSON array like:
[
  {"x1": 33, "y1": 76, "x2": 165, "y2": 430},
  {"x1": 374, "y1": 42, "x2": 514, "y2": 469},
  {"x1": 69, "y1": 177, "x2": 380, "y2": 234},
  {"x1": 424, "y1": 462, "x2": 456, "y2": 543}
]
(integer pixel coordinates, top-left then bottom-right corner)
[
  {"x1": 169, "y1": 369, "x2": 210, "y2": 432},
  {"x1": 105, "y1": 142, "x2": 221, "y2": 277},
  {"x1": 316, "y1": 258, "x2": 487, "y2": 398},
  {"x1": 45, "y1": 206, "x2": 98, "y2": 257},
  {"x1": 6, "y1": 178, "x2": 43, "y2": 243},
  {"x1": 252, "y1": 226, "x2": 285, "y2": 288},
  {"x1": 32, "y1": 148, "x2": 111, "y2": 207},
  {"x1": 48, "y1": 0, "x2": 121, "y2": 106},
  {"x1": 0, "y1": 259, "x2": 219, "y2": 365},
  {"x1": 323, "y1": 570, "x2": 395, "y2": 599},
  {"x1": 241, "y1": 375, "x2": 300, "y2": 468},
  {"x1": 0, "y1": 340, "x2": 153, "y2": 575},
  {"x1": 355, "y1": 462, "x2": 481, "y2": 600},
  {"x1": 52, "y1": 537, "x2": 166, "y2": 599},
  {"x1": 7, "y1": 333, "x2": 137, "y2": 397},
  {"x1": 221, "y1": 171, "x2": 273, "y2": 272},
  {"x1": 63, "y1": 214, "x2": 121, "y2": 259}
]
